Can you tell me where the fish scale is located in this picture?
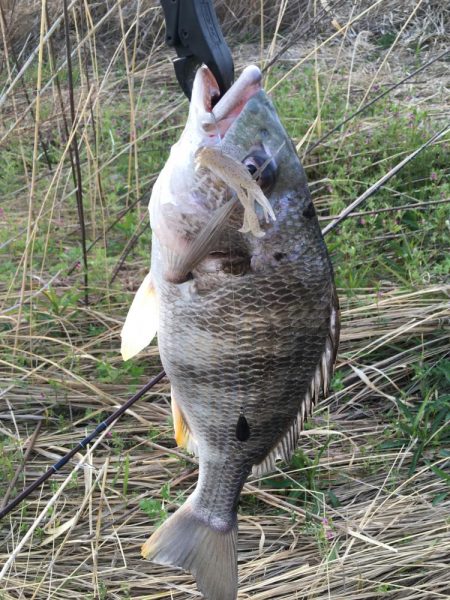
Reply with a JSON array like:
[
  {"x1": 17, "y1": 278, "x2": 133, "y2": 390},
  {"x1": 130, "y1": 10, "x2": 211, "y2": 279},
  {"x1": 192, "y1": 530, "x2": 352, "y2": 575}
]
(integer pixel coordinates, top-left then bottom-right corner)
[{"x1": 121, "y1": 65, "x2": 339, "y2": 600}]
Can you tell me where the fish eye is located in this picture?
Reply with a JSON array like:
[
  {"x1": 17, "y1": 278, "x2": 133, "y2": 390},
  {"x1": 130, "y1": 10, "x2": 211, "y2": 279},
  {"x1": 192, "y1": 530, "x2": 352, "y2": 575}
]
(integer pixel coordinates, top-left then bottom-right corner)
[{"x1": 243, "y1": 147, "x2": 277, "y2": 194}]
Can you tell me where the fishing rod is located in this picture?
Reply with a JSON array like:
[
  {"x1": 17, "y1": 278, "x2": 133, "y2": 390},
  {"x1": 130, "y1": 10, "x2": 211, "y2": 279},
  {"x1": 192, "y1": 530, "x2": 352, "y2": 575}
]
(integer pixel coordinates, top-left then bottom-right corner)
[{"x1": 0, "y1": 371, "x2": 165, "y2": 521}]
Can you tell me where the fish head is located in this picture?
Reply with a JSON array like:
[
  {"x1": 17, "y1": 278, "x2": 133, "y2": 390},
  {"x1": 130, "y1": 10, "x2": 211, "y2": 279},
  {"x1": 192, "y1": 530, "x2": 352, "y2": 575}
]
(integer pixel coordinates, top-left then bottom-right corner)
[
  {"x1": 150, "y1": 65, "x2": 263, "y2": 275},
  {"x1": 219, "y1": 84, "x2": 318, "y2": 264},
  {"x1": 151, "y1": 64, "x2": 319, "y2": 282},
  {"x1": 152, "y1": 64, "x2": 263, "y2": 212}
]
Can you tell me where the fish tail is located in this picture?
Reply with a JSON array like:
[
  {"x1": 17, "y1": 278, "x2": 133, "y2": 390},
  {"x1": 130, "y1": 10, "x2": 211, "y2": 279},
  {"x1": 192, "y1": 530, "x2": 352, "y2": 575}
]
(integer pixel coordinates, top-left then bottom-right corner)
[{"x1": 142, "y1": 497, "x2": 238, "y2": 600}]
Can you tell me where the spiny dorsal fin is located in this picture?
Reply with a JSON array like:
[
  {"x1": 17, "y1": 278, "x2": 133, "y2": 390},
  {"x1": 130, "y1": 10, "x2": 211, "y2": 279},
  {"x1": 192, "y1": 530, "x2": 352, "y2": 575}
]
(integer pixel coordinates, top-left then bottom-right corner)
[
  {"x1": 171, "y1": 389, "x2": 199, "y2": 456},
  {"x1": 121, "y1": 272, "x2": 158, "y2": 360},
  {"x1": 252, "y1": 288, "x2": 339, "y2": 477}
]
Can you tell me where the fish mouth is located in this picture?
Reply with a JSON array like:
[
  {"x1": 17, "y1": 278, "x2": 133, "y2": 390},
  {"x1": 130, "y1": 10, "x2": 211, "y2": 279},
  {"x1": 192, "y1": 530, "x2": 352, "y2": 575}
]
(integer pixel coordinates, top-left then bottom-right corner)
[{"x1": 191, "y1": 65, "x2": 262, "y2": 140}]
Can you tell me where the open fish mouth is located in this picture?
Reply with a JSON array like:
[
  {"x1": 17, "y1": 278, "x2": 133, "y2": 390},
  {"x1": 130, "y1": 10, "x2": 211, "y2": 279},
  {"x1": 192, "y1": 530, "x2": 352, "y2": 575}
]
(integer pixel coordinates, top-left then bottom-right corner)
[{"x1": 192, "y1": 64, "x2": 262, "y2": 140}]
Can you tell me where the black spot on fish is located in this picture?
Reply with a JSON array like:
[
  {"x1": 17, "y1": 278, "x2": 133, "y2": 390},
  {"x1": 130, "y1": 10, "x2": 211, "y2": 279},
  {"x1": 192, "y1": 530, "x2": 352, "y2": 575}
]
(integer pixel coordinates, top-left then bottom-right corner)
[
  {"x1": 303, "y1": 201, "x2": 315, "y2": 219},
  {"x1": 273, "y1": 252, "x2": 285, "y2": 261},
  {"x1": 236, "y1": 414, "x2": 250, "y2": 442}
]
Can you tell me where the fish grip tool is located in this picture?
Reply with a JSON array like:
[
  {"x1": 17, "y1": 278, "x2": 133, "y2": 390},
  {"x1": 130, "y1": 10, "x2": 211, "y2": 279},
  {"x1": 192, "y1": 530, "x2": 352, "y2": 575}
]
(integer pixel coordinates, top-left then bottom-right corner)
[{"x1": 160, "y1": 0, "x2": 234, "y2": 99}]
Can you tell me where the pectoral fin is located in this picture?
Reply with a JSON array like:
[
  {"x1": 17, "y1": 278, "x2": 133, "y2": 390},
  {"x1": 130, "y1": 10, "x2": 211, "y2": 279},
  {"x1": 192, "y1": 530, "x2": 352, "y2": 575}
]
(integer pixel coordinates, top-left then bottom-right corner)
[
  {"x1": 164, "y1": 198, "x2": 237, "y2": 284},
  {"x1": 120, "y1": 272, "x2": 158, "y2": 360}
]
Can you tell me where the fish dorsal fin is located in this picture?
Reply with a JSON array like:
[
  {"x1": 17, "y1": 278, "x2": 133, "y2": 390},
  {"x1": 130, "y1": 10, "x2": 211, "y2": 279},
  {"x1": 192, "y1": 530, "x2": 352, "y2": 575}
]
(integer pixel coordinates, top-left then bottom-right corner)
[
  {"x1": 171, "y1": 389, "x2": 199, "y2": 456},
  {"x1": 252, "y1": 289, "x2": 339, "y2": 477},
  {"x1": 120, "y1": 272, "x2": 158, "y2": 361}
]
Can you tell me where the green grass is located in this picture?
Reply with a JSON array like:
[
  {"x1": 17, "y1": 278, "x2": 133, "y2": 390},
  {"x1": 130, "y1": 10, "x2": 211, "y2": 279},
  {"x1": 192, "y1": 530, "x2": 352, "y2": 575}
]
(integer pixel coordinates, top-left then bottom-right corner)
[{"x1": 270, "y1": 66, "x2": 449, "y2": 291}]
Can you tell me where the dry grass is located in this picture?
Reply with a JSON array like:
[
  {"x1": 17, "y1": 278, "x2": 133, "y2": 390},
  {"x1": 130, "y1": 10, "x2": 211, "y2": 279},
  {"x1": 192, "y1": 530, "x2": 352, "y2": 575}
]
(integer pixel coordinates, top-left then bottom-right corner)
[
  {"x1": 2, "y1": 0, "x2": 449, "y2": 56},
  {"x1": 0, "y1": 1, "x2": 449, "y2": 598}
]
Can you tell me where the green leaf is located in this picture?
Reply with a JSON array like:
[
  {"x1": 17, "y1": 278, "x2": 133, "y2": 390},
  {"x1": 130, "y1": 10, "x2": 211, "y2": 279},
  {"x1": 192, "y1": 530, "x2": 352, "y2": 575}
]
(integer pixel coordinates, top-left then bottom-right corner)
[
  {"x1": 432, "y1": 492, "x2": 448, "y2": 506},
  {"x1": 327, "y1": 490, "x2": 341, "y2": 508}
]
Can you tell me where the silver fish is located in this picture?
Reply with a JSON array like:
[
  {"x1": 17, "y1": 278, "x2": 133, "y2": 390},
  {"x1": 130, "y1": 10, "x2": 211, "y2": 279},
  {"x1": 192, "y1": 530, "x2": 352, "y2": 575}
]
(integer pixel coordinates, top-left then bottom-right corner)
[{"x1": 121, "y1": 64, "x2": 339, "y2": 600}]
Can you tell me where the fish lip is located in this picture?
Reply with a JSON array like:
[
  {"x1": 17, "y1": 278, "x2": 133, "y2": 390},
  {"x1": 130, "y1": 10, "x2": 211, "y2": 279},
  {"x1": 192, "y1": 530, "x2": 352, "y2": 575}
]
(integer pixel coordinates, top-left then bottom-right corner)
[
  {"x1": 191, "y1": 65, "x2": 262, "y2": 139},
  {"x1": 193, "y1": 65, "x2": 221, "y2": 114}
]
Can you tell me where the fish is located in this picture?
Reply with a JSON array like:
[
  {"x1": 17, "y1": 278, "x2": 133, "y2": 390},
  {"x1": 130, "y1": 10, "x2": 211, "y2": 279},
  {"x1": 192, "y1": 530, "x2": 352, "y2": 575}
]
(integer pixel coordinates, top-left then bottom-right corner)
[{"x1": 121, "y1": 64, "x2": 339, "y2": 600}]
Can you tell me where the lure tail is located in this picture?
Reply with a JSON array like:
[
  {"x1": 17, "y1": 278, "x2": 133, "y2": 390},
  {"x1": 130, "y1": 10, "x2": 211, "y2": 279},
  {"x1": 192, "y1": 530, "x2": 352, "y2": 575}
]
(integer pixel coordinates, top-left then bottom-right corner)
[{"x1": 142, "y1": 497, "x2": 238, "y2": 600}]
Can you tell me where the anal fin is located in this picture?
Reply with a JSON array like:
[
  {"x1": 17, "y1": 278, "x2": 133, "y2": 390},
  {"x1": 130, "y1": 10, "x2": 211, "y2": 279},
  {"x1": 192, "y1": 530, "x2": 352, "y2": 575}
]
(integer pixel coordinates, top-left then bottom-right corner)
[
  {"x1": 164, "y1": 198, "x2": 237, "y2": 283},
  {"x1": 171, "y1": 390, "x2": 199, "y2": 456}
]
